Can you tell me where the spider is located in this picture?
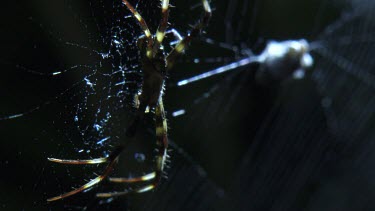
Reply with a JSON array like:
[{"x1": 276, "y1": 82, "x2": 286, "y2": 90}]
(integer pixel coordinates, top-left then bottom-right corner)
[{"x1": 46, "y1": 0, "x2": 211, "y2": 202}]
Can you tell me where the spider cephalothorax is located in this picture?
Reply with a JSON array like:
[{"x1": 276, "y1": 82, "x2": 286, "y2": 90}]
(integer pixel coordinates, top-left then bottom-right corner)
[{"x1": 47, "y1": 0, "x2": 211, "y2": 201}]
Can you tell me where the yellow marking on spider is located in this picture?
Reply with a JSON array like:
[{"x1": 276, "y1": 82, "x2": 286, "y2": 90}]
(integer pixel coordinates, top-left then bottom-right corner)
[
  {"x1": 163, "y1": 119, "x2": 167, "y2": 131},
  {"x1": 144, "y1": 29, "x2": 152, "y2": 38},
  {"x1": 146, "y1": 49, "x2": 153, "y2": 58},
  {"x1": 136, "y1": 184, "x2": 155, "y2": 193},
  {"x1": 134, "y1": 12, "x2": 142, "y2": 22},
  {"x1": 162, "y1": 0, "x2": 169, "y2": 11},
  {"x1": 142, "y1": 172, "x2": 156, "y2": 181},
  {"x1": 203, "y1": 0, "x2": 212, "y2": 13},
  {"x1": 156, "y1": 30, "x2": 165, "y2": 43},
  {"x1": 109, "y1": 172, "x2": 156, "y2": 183},
  {"x1": 175, "y1": 43, "x2": 185, "y2": 53},
  {"x1": 84, "y1": 177, "x2": 103, "y2": 188}
]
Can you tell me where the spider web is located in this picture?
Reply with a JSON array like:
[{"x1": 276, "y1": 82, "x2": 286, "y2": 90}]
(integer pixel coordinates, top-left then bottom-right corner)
[
  {"x1": 167, "y1": 0, "x2": 375, "y2": 210},
  {"x1": 0, "y1": 0, "x2": 223, "y2": 210},
  {"x1": 1, "y1": 0, "x2": 374, "y2": 211}
]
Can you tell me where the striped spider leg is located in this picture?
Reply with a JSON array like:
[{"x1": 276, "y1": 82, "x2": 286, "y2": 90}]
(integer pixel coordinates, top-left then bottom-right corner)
[{"x1": 47, "y1": 0, "x2": 211, "y2": 201}]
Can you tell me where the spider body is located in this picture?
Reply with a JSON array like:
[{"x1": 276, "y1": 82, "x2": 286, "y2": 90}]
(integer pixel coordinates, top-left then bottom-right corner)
[
  {"x1": 135, "y1": 34, "x2": 167, "y2": 108},
  {"x1": 138, "y1": 51, "x2": 166, "y2": 108},
  {"x1": 47, "y1": 0, "x2": 211, "y2": 202},
  {"x1": 125, "y1": 52, "x2": 166, "y2": 137}
]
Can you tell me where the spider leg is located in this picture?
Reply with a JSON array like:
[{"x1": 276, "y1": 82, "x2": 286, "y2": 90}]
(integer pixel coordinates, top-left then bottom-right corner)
[
  {"x1": 154, "y1": 97, "x2": 169, "y2": 176},
  {"x1": 122, "y1": 0, "x2": 153, "y2": 58},
  {"x1": 153, "y1": 0, "x2": 170, "y2": 53},
  {"x1": 96, "y1": 98, "x2": 168, "y2": 199},
  {"x1": 46, "y1": 146, "x2": 125, "y2": 202},
  {"x1": 47, "y1": 157, "x2": 108, "y2": 165},
  {"x1": 108, "y1": 172, "x2": 156, "y2": 183},
  {"x1": 48, "y1": 145, "x2": 125, "y2": 165},
  {"x1": 96, "y1": 185, "x2": 155, "y2": 198},
  {"x1": 95, "y1": 173, "x2": 156, "y2": 198},
  {"x1": 166, "y1": 0, "x2": 212, "y2": 69}
]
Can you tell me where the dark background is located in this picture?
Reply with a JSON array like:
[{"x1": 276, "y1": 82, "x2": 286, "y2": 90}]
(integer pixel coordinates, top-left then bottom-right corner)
[{"x1": 1, "y1": 0, "x2": 375, "y2": 210}]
